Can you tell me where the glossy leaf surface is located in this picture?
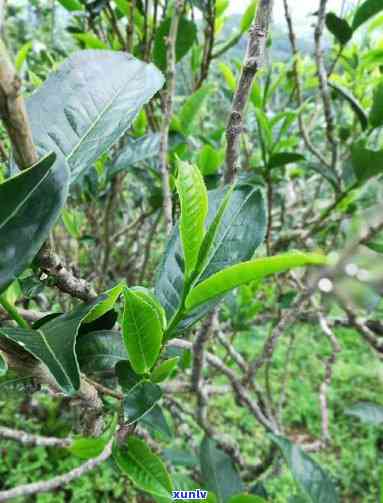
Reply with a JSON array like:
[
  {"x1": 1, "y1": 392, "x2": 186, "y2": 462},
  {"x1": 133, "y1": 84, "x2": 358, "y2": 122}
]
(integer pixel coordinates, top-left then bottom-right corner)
[
  {"x1": 186, "y1": 252, "x2": 327, "y2": 310},
  {"x1": 76, "y1": 330, "x2": 127, "y2": 374},
  {"x1": 0, "y1": 298, "x2": 102, "y2": 394},
  {"x1": 0, "y1": 153, "x2": 69, "y2": 294},
  {"x1": 113, "y1": 436, "x2": 173, "y2": 498},
  {"x1": 123, "y1": 380, "x2": 162, "y2": 424},
  {"x1": 122, "y1": 288, "x2": 163, "y2": 374},
  {"x1": 25, "y1": 50, "x2": 164, "y2": 182},
  {"x1": 270, "y1": 435, "x2": 338, "y2": 503}
]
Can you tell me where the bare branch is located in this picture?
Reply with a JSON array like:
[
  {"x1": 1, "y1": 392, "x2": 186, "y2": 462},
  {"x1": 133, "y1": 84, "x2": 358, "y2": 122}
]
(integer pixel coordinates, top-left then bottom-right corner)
[{"x1": 0, "y1": 426, "x2": 71, "y2": 448}]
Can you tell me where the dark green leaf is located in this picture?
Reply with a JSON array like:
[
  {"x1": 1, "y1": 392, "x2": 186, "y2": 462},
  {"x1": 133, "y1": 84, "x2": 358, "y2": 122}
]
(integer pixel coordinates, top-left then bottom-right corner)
[
  {"x1": 76, "y1": 330, "x2": 127, "y2": 374},
  {"x1": 0, "y1": 153, "x2": 69, "y2": 294},
  {"x1": 329, "y1": 82, "x2": 368, "y2": 131},
  {"x1": 25, "y1": 51, "x2": 164, "y2": 182},
  {"x1": 345, "y1": 402, "x2": 383, "y2": 425},
  {"x1": 151, "y1": 357, "x2": 179, "y2": 383},
  {"x1": 0, "y1": 298, "x2": 102, "y2": 394},
  {"x1": 351, "y1": 143, "x2": 383, "y2": 183},
  {"x1": 352, "y1": 0, "x2": 383, "y2": 31},
  {"x1": 186, "y1": 252, "x2": 327, "y2": 311},
  {"x1": 155, "y1": 184, "x2": 266, "y2": 331},
  {"x1": 153, "y1": 17, "x2": 197, "y2": 72},
  {"x1": 364, "y1": 232, "x2": 383, "y2": 253},
  {"x1": 163, "y1": 448, "x2": 198, "y2": 467},
  {"x1": 123, "y1": 380, "x2": 162, "y2": 424},
  {"x1": 116, "y1": 360, "x2": 141, "y2": 391},
  {"x1": 270, "y1": 435, "x2": 338, "y2": 503},
  {"x1": 325, "y1": 13, "x2": 353, "y2": 45},
  {"x1": 269, "y1": 152, "x2": 305, "y2": 170},
  {"x1": 122, "y1": 288, "x2": 163, "y2": 374},
  {"x1": 141, "y1": 404, "x2": 173, "y2": 438},
  {"x1": 200, "y1": 436, "x2": 244, "y2": 503},
  {"x1": 369, "y1": 80, "x2": 383, "y2": 129},
  {"x1": 113, "y1": 436, "x2": 173, "y2": 497},
  {"x1": 109, "y1": 134, "x2": 161, "y2": 177}
]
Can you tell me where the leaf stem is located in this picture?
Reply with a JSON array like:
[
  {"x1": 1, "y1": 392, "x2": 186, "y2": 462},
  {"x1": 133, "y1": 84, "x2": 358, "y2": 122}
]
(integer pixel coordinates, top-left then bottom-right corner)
[{"x1": 0, "y1": 295, "x2": 31, "y2": 329}]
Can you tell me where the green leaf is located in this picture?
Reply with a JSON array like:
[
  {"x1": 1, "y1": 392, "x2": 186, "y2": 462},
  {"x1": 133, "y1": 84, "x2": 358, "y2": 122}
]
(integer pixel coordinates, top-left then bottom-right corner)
[
  {"x1": 176, "y1": 84, "x2": 215, "y2": 136},
  {"x1": 268, "y1": 152, "x2": 305, "y2": 170},
  {"x1": 176, "y1": 159, "x2": 208, "y2": 280},
  {"x1": 351, "y1": 143, "x2": 383, "y2": 183},
  {"x1": 270, "y1": 435, "x2": 338, "y2": 503},
  {"x1": 113, "y1": 436, "x2": 173, "y2": 497},
  {"x1": 151, "y1": 357, "x2": 179, "y2": 383},
  {"x1": 122, "y1": 288, "x2": 163, "y2": 374},
  {"x1": 325, "y1": 13, "x2": 353, "y2": 45},
  {"x1": 352, "y1": 0, "x2": 383, "y2": 31},
  {"x1": 61, "y1": 208, "x2": 83, "y2": 239},
  {"x1": 0, "y1": 152, "x2": 69, "y2": 295},
  {"x1": 130, "y1": 287, "x2": 167, "y2": 330},
  {"x1": 15, "y1": 41, "x2": 33, "y2": 72},
  {"x1": 240, "y1": 0, "x2": 259, "y2": 33},
  {"x1": 0, "y1": 298, "x2": 103, "y2": 395},
  {"x1": 109, "y1": 133, "x2": 161, "y2": 177},
  {"x1": 345, "y1": 402, "x2": 383, "y2": 425},
  {"x1": 0, "y1": 351, "x2": 7, "y2": 377},
  {"x1": 369, "y1": 80, "x2": 383, "y2": 129},
  {"x1": 141, "y1": 404, "x2": 173, "y2": 438},
  {"x1": 153, "y1": 17, "x2": 197, "y2": 72},
  {"x1": 228, "y1": 496, "x2": 266, "y2": 503},
  {"x1": 200, "y1": 436, "x2": 244, "y2": 503},
  {"x1": 218, "y1": 63, "x2": 236, "y2": 92},
  {"x1": 123, "y1": 380, "x2": 162, "y2": 424},
  {"x1": 68, "y1": 416, "x2": 117, "y2": 460},
  {"x1": 216, "y1": 0, "x2": 230, "y2": 17},
  {"x1": 365, "y1": 232, "x2": 383, "y2": 253},
  {"x1": 186, "y1": 252, "x2": 327, "y2": 311},
  {"x1": 75, "y1": 33, "x2": 108, "y2": 49},
  {"x1": 83, "y1": 283, "x2": 124, "y2": 324},
  {"x1": 155, "y1": 184, "x2": 267, "y2": 330},
  {"x1": 25, "y1": 50, "x2": 164, "y2": 182},
  {"x1": 116, "y1": 360, "x2": 141, "y2": 391},
  {"x1": 76, "y1": 330, "x2": 127, "y2": 374},
  {"x1": 198, "y1": 145, "x2": 225, "y2": 176},
  {"x1": 329, "y1": 82, "x2": 368, "y2": 131},
  {"x1": 57, "y1": 0, "x2": 83, "y2": 10}
]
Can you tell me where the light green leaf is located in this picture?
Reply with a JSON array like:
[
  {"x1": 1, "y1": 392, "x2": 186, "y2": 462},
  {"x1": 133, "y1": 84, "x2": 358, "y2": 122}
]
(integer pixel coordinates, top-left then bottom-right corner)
[
  {"x1": 369, "y1": 79, "x2": 383, "y2": 129},
  {"x1": 151, "y1": 357, "x2": 179, "y2": 383},
  {"x1": 0, "y1": 351, "x2": 7, "y2": 377},
  {"x1": 113, "y1": 436, "x2": 173, "y2": 498},
  {"x1": 75, "y1": 33, "x2": 108, "y2": 49},
  {"x1": 240, "y1": 0, "x2": 259, "y2": 33},
  {"x1": 352, "y1": 0, "x2": 383, "y2": 31},
  {"x1": 61, "y1": 208, "x2": 84, "y2": 239},
  {"x1": 218, "y1": 63, "x2": 236, "y2": 92},
  {"x1": 122, "y1": 288, "x2": 163, "y2": 374},
  {"x1": 345, "y1": 402, "x2": 383, "y2": 425},
  {"x1": 351, "y1": 143, "x2": 383, "y2": 183},
  {"x1": 270, "y1": 435, "x2": 339, "y2": 503},
  {"x1": 83, "y1": 283, "x2": 124, "y2": 324},
  {"x1": 0, "y1": 298, "x2": 103, "y2": 394},
  {"x1": 123, "y1": 380, "x2": 162, "y2": 424},
  {"x1": 0, "y1": 152, "x2": 69, "y2": 295},
  {"x1": 68, "y1": 415, "x2": 117, "y2": 460},
  {"x1": 25, "y1": 50, "x2": 164, "y2": 182},
  {"x1": 186, "y1": 252, "x2": 327, "y2": 310},
  {"x1": 197, "y1": 144, "x2": 225, "y2": 176},
  {"x1": 177, "y1": 84, "x2": 215, "y2": 136},
  {"x1": 130, "y1": 287, "x2": 167, "y2": 330},
  {"x1": 216, "y1": 0, "x2": 230, "y2": 17},
  {"x1": 57, "y1": 0, "x2": 83, "y2": 10},
  {"x1": 200, "y1": 436, "x2": 244, "y2": 503},
  {"x1": 176, "y1": 159, "x2": 208, "y2": 280},
  {"x1": 15, "y1": 41, "x2": 33, "y2": 72},
  {"x1": 325, "y1": 13, "x2": 352, "y2": 45}
]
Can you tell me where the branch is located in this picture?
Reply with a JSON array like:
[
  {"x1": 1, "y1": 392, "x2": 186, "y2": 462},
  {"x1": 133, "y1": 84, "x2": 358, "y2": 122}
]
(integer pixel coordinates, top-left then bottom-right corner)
[
  {"x1": 158, "y1": 0, "x2": 184, "y2": 234},
  {"x1": 0, "y1": 440, "x2": 112, "y2": 502},
  {"x1": 225, "y1": 0, "x2": 274, "y2": 184},
  {"x1": 0, "y1": 426, "x2": 71, "y2": 448}
]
